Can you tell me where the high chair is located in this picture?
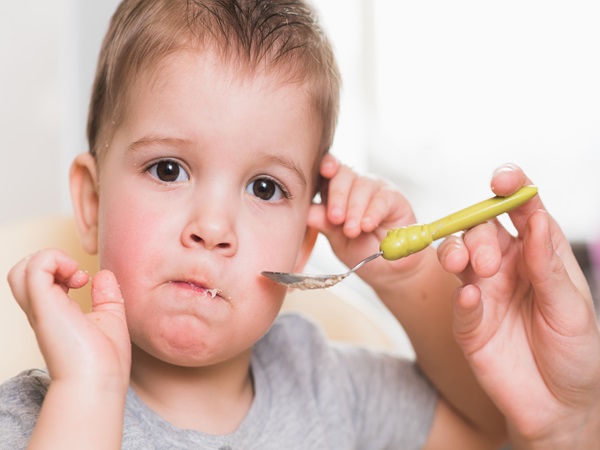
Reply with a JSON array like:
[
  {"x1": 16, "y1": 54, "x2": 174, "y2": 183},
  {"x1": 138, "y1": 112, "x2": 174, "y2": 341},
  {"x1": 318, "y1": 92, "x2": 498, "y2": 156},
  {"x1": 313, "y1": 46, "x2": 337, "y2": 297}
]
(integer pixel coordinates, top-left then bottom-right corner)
[{"x1": 0, "y1": 215, "x2": 405, "y2": 382}]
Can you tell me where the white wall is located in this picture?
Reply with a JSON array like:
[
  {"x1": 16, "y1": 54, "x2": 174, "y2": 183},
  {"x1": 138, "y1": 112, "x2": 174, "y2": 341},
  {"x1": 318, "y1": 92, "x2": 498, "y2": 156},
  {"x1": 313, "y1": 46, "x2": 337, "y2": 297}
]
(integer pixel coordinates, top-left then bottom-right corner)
[
  {"x1": 367, "y1": 1, "x2": 600, "y2": 242},
  {"x1": 0, "y1": 0, "x2": 120, "y2": 226},
  {"x1": 2, "y1": 0, "x2": 599, "y2": 246},
  {"x1": 1, "y1": 1, "x2": 63, "y2": 224}
]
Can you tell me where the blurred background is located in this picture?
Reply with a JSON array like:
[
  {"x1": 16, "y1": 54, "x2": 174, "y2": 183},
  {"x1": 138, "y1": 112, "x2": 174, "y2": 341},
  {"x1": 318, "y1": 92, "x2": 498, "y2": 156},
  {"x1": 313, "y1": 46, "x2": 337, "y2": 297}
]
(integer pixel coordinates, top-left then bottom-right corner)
[{"x1": 1, "y1": 1, "x2": 599, "y2": 303}]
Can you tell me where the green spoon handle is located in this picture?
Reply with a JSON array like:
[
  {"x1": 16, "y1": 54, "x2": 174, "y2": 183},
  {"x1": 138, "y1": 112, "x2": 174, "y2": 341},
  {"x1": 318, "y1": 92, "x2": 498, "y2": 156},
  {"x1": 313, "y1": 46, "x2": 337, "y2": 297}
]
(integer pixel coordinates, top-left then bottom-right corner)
[{"x1": 380, "y1": 185, "x2": 538, "y2": 260}]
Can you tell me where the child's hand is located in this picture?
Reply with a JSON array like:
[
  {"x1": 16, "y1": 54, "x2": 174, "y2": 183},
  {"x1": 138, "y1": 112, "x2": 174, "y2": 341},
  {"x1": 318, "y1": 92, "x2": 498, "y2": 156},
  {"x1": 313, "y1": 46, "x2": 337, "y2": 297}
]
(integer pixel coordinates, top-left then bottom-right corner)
[
  {"x1": 437, "y1": 164, "x2": 600, "y2": 447},
  {"x1": 7, "y1": 249, "x2": 131, "y2": 392},
  {"x1": 309, "y1": 155, "x2": 512, "y2": 442},
  {"x1": 308, "y1": 154, "x2": 429, "y2": 288}
]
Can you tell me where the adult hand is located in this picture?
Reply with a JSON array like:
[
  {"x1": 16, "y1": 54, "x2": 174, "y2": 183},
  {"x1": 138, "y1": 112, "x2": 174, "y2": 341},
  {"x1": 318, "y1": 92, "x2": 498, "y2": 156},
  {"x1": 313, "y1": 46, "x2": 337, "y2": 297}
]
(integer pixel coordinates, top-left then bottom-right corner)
[{"x1": 438, "y1": 164, "x2": 600, "y2": 448}]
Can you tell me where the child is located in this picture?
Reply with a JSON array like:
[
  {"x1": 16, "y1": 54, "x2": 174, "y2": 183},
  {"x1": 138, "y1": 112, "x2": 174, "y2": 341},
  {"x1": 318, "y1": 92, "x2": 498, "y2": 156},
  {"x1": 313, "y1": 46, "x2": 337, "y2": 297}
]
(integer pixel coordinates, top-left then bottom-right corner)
[{"x1": 0, "y1": 0, "x2": 508, "y2": 448}]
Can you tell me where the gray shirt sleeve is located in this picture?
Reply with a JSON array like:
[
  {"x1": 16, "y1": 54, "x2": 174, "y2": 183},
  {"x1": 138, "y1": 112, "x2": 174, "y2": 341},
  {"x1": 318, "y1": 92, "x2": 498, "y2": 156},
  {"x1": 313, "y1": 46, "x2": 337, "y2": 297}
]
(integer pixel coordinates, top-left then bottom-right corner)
[{"x1": 0, "y1": 369, "x2": 48, "y2": 450}]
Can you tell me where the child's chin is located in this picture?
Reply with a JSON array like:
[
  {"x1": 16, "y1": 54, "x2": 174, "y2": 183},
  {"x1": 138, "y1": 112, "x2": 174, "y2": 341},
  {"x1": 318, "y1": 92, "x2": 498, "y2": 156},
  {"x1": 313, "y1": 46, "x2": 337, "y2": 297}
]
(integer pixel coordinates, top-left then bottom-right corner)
[{"x1": 155, "y1": 327, "x2": 243, "y2": 362}]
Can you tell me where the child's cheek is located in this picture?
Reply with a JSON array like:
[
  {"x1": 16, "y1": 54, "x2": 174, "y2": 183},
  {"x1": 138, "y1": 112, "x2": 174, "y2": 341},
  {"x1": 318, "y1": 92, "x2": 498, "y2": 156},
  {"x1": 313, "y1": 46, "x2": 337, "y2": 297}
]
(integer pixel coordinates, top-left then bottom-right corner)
[{"x1": 97, "y1": 198, "x2": 158, "y2": 278}]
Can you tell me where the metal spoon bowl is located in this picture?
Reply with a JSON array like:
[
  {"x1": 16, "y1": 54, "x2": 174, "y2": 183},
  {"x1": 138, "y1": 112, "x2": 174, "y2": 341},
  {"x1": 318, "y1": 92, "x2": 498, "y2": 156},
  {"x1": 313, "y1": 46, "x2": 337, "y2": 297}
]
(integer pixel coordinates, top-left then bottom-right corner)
[{"x1": 261, "y1": 251, "x2": 383, "y2": 290}]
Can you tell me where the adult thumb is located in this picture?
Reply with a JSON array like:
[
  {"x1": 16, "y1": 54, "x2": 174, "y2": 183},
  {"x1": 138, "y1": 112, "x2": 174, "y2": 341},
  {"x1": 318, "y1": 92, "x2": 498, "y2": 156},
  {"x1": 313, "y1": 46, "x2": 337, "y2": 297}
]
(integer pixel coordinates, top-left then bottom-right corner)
[
  {"x1": 452, "y1": 284, "x2": 485, "y2": 346},
  {"x1": 523, "y1": 210, "x2": 586, "y2": 329}
]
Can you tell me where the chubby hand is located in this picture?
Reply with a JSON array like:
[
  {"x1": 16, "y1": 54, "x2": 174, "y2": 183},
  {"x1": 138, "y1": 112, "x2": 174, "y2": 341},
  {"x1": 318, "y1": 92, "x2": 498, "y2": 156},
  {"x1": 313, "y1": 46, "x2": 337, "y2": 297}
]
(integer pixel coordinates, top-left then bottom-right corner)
[
  {"x1": 437, "y1": 164, "x2": 600, "y2": 445},
  {"x1": 307, "y1": 154, "x2": 432, "y2": 288},
  {"x1": 7, "y1": 249, "x2": 131, "y2": 392}
]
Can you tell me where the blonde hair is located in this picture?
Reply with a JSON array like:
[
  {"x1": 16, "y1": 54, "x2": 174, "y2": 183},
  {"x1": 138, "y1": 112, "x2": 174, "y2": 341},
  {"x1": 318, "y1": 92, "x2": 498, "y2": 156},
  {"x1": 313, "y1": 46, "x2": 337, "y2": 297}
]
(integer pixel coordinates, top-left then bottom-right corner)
[{"x1": 87, "y1": 0, "x2": 341, "y2": 162}]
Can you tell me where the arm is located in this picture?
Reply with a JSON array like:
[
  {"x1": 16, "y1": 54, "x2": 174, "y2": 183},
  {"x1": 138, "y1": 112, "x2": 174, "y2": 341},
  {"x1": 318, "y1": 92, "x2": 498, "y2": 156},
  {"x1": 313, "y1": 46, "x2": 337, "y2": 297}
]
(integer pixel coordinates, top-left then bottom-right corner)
[
  {"x1": 437, "y1": 164, "x2": 600, "y2": 448},
  {"x1": 7, "y1": 250, "x2": 131, "y2": 449},
  {"x1": 308, "y1": 155, "x2": 506, "y2": 448}
]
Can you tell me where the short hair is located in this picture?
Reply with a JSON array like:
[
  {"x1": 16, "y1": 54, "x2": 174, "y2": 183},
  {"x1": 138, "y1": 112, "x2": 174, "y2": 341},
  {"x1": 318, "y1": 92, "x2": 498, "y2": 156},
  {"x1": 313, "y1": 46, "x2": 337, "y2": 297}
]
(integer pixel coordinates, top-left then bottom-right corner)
[{"x1": 87, "y1": 0, "x2": 341, "y2": 162}]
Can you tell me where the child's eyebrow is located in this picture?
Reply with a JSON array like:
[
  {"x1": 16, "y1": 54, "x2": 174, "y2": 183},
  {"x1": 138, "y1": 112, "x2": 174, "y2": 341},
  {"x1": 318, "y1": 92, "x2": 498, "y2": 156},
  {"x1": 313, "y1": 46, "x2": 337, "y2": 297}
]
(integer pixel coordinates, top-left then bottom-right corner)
[
  {"x1": 257, "y1": 154, "x2": 307, "y2": 188},
  {"x1": 127, "y1": 135, "x2": 188, "y2": 152},
  {"x1": 127, "y1": 136, "x2": 307, "y2": 188}
]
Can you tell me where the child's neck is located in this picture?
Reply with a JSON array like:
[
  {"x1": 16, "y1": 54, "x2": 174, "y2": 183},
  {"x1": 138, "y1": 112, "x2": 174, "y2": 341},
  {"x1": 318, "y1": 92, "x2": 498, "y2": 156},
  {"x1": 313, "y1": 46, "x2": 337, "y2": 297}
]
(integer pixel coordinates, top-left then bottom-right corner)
[{"x1": 129, "y1": 345, "x2": 255, "y2": 435}]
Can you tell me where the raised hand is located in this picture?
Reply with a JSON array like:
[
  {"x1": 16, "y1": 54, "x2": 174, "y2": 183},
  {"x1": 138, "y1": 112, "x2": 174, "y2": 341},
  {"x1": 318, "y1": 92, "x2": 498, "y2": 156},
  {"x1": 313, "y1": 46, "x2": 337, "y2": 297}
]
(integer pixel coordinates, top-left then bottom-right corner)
[
  {"x1": 308, "y1": 154, "x2": 430, "y2": 288},
  {"x1": 7, "y1": 249, "x2": 131, "y2": 389},
  {"x1": 437, "y1": 164, "x2": 600, "y2": 447}
]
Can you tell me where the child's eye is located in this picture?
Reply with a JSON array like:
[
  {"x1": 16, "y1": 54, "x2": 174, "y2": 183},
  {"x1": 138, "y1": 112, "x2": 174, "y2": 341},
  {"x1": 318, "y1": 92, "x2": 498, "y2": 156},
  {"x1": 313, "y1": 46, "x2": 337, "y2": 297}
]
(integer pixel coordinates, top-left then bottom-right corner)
[
  {"x1": 246, "y1": 177, "x2": 290, "y2": 201},
  {"x1": 147, "y1": 159, "x2": 189, "y2": 183}
]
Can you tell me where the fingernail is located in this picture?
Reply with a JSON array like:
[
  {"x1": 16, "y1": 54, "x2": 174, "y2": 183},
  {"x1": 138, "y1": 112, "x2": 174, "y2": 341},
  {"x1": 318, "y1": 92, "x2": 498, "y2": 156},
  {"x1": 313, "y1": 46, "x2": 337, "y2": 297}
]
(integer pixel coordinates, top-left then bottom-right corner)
[
  {"x1": 492, "y1": 163, "x2": 518, "y2": 177},
  {"x1": 323, "y1": 159, "x2": 335, "y2": 170},
  {"x1": 473, "y1": 246, "x2": 494, "y2": 271},
  {"x1": 330, "y1": 206, "x2": 343, "y2": 220},
  {"x1": 361, "y1": 216, "x2": 374, "y2": 228},
  {"x1": 345, "y1": 218, "x2": 358, "y2": 230}
]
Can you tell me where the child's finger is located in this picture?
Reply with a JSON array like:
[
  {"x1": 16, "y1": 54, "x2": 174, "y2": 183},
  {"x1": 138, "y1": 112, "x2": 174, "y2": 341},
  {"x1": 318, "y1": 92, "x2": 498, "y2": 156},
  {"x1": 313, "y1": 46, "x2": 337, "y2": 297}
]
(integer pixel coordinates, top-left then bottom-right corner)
[
  {"x1": 319, "y1": 153, "x2": 340, "y2": 179},
  {"x1": 63, "y1": 270, "x2": 90, "y2": 290},
  {"x1": 6, "y1": 254, "x2": 33, "y2": 311},
  {"x1": 28, "y1": 251, "x2": 79, "y2": 292},
  {"x1": 343, "y1": 175, "x2": 380, "y2": 237},
  {"x1": 324, "y1": 163, "x2": 356, "y2": 225},
  {"x1": 90, "y1": 270, "x2": 125, "y2": 313},
  {"x1": 19, "y1": 250, "x2": 80, "y2": 318},
  {"x1": 316, "y1": 154, "x2": 340, "y2": 205},
  {"x1": 361, "y1": 183, "x2": 410, "y2": 234},
  {"x1": 308, "y1": 203, "x2": 332, "y2": 235},
  {"x1": 6, "y1": 251, "x2": 87, "y2": 348}
]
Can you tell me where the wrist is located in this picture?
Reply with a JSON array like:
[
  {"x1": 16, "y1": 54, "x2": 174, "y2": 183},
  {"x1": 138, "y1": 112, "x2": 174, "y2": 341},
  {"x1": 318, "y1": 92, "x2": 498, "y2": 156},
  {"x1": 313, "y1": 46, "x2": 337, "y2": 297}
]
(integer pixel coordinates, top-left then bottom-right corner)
[
  {"x1": 510, "y1": 405, "x2": 600, "y2": 450},
  {"x1": 48, "y1": 366, "x2": 130, "y2": 396},
  {"x1": 372, "y1": 246, "x2": 458, "y2": 303},
  {"x1": 29, "y1": 378, "x2": 127, "y2": 449}
]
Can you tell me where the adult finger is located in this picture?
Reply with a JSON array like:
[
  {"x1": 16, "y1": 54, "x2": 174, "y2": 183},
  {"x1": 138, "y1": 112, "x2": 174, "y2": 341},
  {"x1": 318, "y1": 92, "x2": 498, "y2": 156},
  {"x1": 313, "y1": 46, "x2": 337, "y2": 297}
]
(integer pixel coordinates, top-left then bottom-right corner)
[
  {"x1": 523, "y1": 210, "x2": 593, "y2": 333},
  {"x1": 490, "y1": 164, "x2": 546, "y2": 235},
  {"x1": 437, "y1": 235, "x2": 470, "y2": 274},
  {"x1": 462, "y1": 221, "x2": 503, "y2": 279},
  {"x1": 452, "y1": 284, "x2": 485, "y2": 352}
]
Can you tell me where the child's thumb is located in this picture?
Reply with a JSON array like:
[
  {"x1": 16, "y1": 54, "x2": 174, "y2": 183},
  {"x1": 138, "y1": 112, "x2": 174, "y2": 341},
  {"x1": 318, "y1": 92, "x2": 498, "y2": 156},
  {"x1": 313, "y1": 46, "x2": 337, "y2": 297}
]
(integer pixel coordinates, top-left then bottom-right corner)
[
  {"x1": 90, "y1": 270, "x2": 124, "y2": 313},
  {"x1": 307, "y1": 203, "x2": 336, "y2": 238}
]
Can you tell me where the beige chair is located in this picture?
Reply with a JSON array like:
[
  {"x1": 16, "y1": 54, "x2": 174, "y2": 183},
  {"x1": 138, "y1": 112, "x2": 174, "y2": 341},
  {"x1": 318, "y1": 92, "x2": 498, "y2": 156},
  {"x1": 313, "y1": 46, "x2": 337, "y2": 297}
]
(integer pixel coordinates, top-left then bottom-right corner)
[{"x1": 1, "y1": 215, "x2": 402, "y2": 382}]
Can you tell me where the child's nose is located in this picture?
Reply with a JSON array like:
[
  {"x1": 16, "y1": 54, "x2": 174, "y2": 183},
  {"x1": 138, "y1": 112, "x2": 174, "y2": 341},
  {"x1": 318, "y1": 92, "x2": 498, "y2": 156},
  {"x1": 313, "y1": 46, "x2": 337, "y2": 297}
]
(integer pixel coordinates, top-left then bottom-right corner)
[{"x1": 181, "y1": 204, "x2": 238, "y2": 255}]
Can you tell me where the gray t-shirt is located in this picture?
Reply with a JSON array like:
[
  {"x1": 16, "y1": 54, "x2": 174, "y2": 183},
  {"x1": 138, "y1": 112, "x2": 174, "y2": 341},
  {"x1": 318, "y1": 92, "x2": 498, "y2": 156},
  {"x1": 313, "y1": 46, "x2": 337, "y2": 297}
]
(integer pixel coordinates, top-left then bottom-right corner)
[{"x1": 0, "y1": 313, "x2": 437, "y2": 449}]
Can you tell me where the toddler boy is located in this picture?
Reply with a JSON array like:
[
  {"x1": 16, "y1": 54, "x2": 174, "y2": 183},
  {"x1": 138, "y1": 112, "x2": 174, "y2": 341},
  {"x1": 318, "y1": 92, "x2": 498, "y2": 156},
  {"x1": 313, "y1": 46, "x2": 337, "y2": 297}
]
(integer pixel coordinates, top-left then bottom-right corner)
[{"x1": 1, "y1": 1, "x2": 506, "y2": 448}]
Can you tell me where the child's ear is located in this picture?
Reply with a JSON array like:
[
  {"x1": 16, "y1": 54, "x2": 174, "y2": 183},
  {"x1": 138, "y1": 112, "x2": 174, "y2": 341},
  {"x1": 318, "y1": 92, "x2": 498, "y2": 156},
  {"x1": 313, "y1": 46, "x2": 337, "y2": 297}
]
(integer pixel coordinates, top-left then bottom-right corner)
[
  {"x1": 293, "y1": 226, "x2": 319, "y2": 273},
  {"x1": 69, "y1": 153, "x2": 99, "y2": 254}
]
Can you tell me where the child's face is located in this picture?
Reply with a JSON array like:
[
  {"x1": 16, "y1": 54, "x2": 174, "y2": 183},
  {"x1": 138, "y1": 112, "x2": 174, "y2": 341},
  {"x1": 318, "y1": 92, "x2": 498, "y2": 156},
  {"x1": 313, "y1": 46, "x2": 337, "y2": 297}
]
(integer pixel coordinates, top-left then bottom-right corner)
[{"x1": 87, "y1": 50, "x2": 321, "y2": 367}]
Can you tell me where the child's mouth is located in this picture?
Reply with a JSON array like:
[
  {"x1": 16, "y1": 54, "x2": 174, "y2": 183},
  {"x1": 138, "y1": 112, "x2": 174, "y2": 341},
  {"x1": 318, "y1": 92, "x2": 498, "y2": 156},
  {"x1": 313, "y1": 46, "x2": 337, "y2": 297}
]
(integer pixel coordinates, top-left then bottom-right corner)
[{"x1": 171, "y1": 281, "x2": 221, "y2": 299}]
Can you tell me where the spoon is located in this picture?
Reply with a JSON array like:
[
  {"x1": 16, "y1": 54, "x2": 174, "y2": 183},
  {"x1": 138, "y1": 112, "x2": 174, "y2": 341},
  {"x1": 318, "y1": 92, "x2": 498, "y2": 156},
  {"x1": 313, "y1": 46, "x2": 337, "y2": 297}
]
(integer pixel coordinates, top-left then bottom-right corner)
[{"x1": 262, "y1": 185, "x2": 538, "y2": 290}]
